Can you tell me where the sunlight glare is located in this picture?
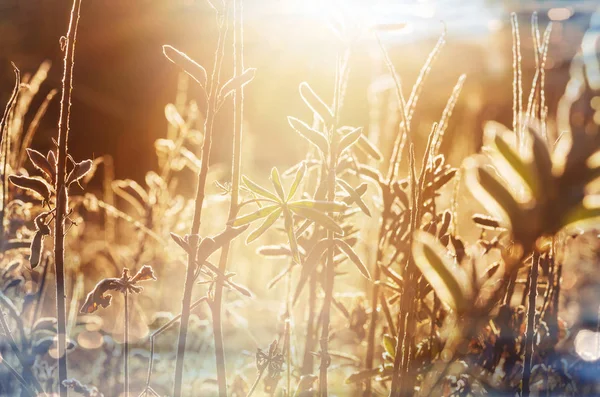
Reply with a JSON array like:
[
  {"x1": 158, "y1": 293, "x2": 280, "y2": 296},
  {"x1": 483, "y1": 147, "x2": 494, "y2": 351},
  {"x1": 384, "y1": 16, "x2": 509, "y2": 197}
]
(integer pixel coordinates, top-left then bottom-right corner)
[{"x1": 575, "y1": 329, "x2": 600, "y2": 361}]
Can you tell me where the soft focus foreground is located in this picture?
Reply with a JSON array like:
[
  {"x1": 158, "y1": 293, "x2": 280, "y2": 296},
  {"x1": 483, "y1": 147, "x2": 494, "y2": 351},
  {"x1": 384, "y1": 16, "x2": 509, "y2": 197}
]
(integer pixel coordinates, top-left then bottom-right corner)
[{"x1": 1, "y1": 1, "x2": 600, "y2": 396}]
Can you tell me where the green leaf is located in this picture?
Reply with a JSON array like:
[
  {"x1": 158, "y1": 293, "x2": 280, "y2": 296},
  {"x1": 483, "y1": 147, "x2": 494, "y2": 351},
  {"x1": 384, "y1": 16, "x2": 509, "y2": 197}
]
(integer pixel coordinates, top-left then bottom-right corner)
[
  {"x1": 270, "y1": 167, "x2": 286, "y2": 200},
  {"x1": 232, "y1": 204, "x2": 279, "y2": 226},
  {"x1": 242, "y1": 176, "x2": 280, "y2": 202},
  {"x1": 337, "y1": 179, "x2": 371, "y2": 217},
  {"x1": 246, "y1": 208, "x2": 282, "y2": 243},
  {"x1": 466, "y1": 160, "x2": 522, "y2": 230},
  {"x1": 412, "y1": 230, "x2": 470, "y2": 312},
  {"x1": 530, "y1": 130, "x2": 553, "y2": 195},
  {"x1": 288, "y1": 200, "x2": 347, "y2": 212},
  {"x1": 287, "y1": 162, "x2": 306, "y2": 201},
  {"x1": 491, "y1": 130, "x2": 539, "y2": 196},
  {"x1": 338, "y1": 127, "x2": 363, "y2": 154},
  {"x1": 283, "y1": 211, "x2": 301, "y2": 264},
  {"x1": 382, "y1": 334, "x2": 396, "y2": 358},
  {"x1": 293, "y1": 239, "x2": 333, "y2": 305},
  {"x1": 356, "y1": 134, "x2": 383, "y2": 161},
  {"x1": 292, "y1": 207, "x2": 343, "y2": 234},
  {"x1": 335, "y1": 238, "x2": 371, "y2": 279},
  {"x1": 299, "y1": 81, "x2": 334, "y2": 125},
  {"x1": 288, "y1": 116, "x2": 329, "y2": 153},
  {"x1": 162, "y1": 45, "x2": 207, "y2": 88},
  {"x1": 562, "y1": 204, "x2": 600, "y2": 231}
]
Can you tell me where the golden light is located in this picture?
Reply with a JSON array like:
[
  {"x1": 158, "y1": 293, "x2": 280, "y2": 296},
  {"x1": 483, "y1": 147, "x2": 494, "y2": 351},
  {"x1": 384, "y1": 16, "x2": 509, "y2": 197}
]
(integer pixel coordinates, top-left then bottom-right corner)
[{"x1": 575, "y1": 329, "x2": 600, "y2": 361}]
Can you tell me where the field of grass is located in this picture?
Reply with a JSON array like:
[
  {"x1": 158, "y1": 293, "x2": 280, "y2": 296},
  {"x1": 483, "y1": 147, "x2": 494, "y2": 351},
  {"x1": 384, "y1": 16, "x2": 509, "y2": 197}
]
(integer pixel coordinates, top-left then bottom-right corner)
[{"x1": 1, "y1": 1, "x2": 600, "y2": 396}]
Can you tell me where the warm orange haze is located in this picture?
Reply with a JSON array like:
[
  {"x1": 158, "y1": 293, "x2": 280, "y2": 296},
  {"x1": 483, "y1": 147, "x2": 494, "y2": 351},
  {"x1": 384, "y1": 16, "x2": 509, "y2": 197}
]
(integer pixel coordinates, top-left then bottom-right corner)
[{"x1": 0, "y1": 0, "x2": 600, "y2": 396}]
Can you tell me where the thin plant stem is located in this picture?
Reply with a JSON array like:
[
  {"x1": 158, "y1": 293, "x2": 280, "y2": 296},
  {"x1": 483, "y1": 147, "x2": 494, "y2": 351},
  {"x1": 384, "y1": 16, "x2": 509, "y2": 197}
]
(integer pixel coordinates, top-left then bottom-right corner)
[
  {"x1": 364, "y1": 215, "x2": 388, "y2": 396},
  {"x1": 54, "y1": 1, "x2": 83, "y2": 395},
  {"x1": 141, "y1": 298, "x2": 207, "y2": 396},
  {"x1": 172, "y1": 6, "x2": 230, "y2": 397},
  {"x1": 210, "y1": 0, "x2": 244, "y2": 395},
  {"x1": 124, "y1": 289, "x2": 129, "y2": 397},
  {"x1": 0, "y1": 66, "x2": 20, "y2": 249},
  {"x1": 246, "y1": 367, "x2": 266, "y2": 397},
  {"x1": 285, "y1": 271, "x2": 292, "y2": 396},
  {"x1": 318, "y1": 48, "x2": 347, "y2": 397},
  {"x1": 301, "y1": 266, "x2": 317, "y2": 375},
  {"x1": 522, "y1": 251, "x2": 540, "y2": 397}
]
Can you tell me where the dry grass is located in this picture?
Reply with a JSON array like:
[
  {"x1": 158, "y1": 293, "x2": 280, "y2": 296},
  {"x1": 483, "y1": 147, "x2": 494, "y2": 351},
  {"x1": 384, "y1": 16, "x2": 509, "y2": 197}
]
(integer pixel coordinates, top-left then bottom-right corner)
[{"x1": 1, "y1": 2, "x2": 600, "y2": 397}]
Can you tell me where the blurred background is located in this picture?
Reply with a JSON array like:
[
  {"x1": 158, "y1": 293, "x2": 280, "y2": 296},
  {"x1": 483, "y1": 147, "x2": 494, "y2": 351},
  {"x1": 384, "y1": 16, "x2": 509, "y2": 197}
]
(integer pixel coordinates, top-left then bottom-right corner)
[{"x1": 0, "y1": 0, "x2": 597, "y2": 186}]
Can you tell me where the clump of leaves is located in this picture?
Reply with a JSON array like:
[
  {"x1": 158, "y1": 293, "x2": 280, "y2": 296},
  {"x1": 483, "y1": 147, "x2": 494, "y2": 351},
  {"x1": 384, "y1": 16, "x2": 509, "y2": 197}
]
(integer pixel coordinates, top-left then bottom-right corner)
[
  {"x1": 233, "y1": 166, "x2": 348, "y2": 263},
  {"x1": 466, "y1": 125, "x2": 600, "y2": 252}
]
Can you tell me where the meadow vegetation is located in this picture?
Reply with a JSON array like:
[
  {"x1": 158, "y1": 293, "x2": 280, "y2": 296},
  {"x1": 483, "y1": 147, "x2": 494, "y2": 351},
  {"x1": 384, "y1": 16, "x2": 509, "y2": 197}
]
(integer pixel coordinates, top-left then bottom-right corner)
[{"x1": 1, "y1": 1, "x2": 600, "y2": 396}]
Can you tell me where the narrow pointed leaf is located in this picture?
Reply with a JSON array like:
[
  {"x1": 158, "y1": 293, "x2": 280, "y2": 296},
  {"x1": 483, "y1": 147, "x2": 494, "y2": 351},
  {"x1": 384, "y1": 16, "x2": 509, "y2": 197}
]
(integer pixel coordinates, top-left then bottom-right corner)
[
  {"x1": 412, "y1": 230, "x2": 469, "y2": 312},
  {"x1": 232, "y1": 204, "x2": 279, "y2": 226},
  {"x1": 337, "y1": 179, "x2": 371, "y2": 216},
  {"x1": 338, "y1": 127, "x2": 363, "y2": 154},
  {"x1": 242, "y1": 176, "x2": 280, "y2": 202},
  {"x1": 170, "y1": 232, "x2": 190, "y2": 253},
  {"x1": 299, "y1": 81, "x2": 334, "y2": 125},
  {"x1": 287, "y1": 162, "x2": 306, "y2": 201},
  {"x1": 382, "y1": 334, "x2": 396, "y2": 358},
  {"x1": 356, "y1": 134, "x2": 383, "y2": 161},
  {"x1": 335, "y1": 238, "x2": 371, "y2": 279},
  {"x1": 466, "y1": 161, "x2": 522, "y2": 229},
  {"x1": 288, "y1": 200, "x2": 348, "y2": 212},
  {"x1": 530, "y1": 130, "x2": 553, "y2": 194},
  {"x1": 163, "y1": 45, "x2": 207, "y2": 88},
  {"x1": 293, "y1": 207, "x2": 343, "y2": 234},
  {"x1": 562, "y1": 205, "x2": 600, "y2": 230},
  {"x1": 270, "y1": 167, "x2": 286, "y2": 200},
  {"x1": 246, "y1": 208, "x2": 282, "y2": 243},
  {"x1": 219, "y1": 68, "x2": 256, "y2": 100},
  {"x1": 284, "y1": 210, "x2": 300, "y2": 264},
  {"x1": 112, "y1": 179, "x2": 148, "y2": 215},
  {"x1": 288, "y1": 116, "x2": 329, "y2": 153},
  {"x1": 492, "y1": 131, "x2": 539, "y2": 196},
  {"x1": 293, "y1": 239, "x2": 333, "y2": 305}
]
